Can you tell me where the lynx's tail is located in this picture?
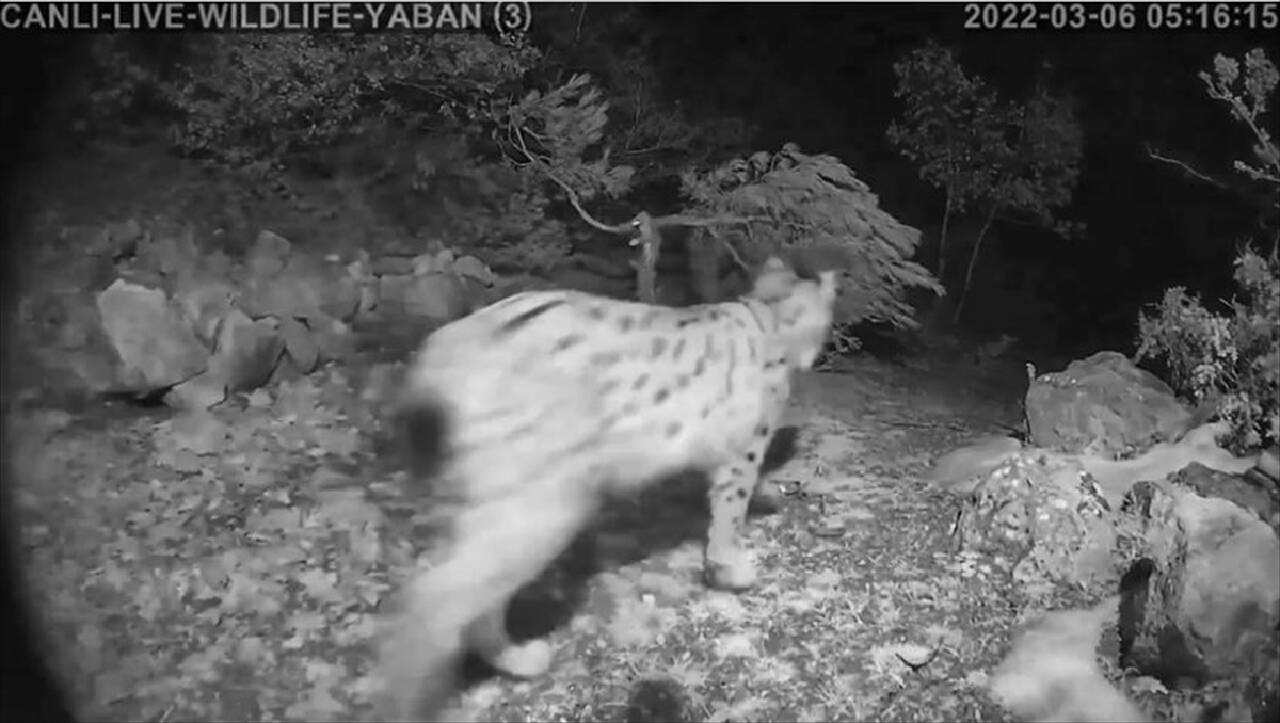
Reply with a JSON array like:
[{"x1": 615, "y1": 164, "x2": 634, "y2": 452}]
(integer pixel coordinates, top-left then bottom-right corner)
[{"x1": 377, "y1": 560, "x2": 474, "y2": 723}]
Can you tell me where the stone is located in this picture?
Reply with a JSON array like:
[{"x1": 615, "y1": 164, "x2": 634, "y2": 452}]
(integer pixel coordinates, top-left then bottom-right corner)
[
  {"x1": 452, "y1": 255, "x2": 496, "y2": 286},
  {"x1": 96, "y1": 279, "x2": 207, "y2": 392},
  {"x1": 278, "y1": 316, "x2": 320, "y2": 374},
  {"x1": 403, "y1": 273, "x2": 468, "y2": 322},
  {"x1": 238, "y1": 273, "x2": 325, "y2": 322},
  {"x1": 164, "y1": 373, "x2": 228, "y2": 410},
  {"x1": 247, "y1": 229, "x2": 292, "y2": 278},
  {"x1": 377, "y1": 274, "x2": 413, "y2": 315},
  {"x1": 208, "y1": 310, "x2": 283, "y2": 392},
  {"x1": 1025, "y1": 351, "x2": 1193, "y2": 458},
  {"x1": 372, "y1": 255, "x2": 415, "y2": 276},
  {"x1": 926, "y1": 435, "x2": 1024, "y2": 495},
  {"x1": 956, "y1": 452, "x2": 1120, "y2": 594},
  {"x1": 1118, "y1": 477, "x2": 1280, "y2": 717},
  {"x1": 173, "y1": 278, "x2": 238, "y2": 346}
]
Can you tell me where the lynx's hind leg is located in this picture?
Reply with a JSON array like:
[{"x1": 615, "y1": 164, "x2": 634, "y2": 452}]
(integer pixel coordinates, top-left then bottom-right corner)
[
  {"x1": 466, "y1": 606, "x2": 554, "y2": 679},
  {"x1": 378, "y1": 489, "x2": 594, "y2": 722}
]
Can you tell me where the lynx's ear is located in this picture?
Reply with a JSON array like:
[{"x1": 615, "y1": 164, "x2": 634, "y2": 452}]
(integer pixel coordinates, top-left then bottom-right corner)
[
  {"x1": 760, "y1": 256, "x2": 788, "y2": 273},
  {"x1": 750, "y1": 257, "x2": 799, "y2": 302},
  {"x1": 817, "y1": 269, "x2": 839, "y2": 300}
]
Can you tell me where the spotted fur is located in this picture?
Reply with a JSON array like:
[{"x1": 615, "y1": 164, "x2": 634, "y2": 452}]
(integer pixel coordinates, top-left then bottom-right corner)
[{"x1": 378, "y1": 257, "x2": 838, "y2": 721}]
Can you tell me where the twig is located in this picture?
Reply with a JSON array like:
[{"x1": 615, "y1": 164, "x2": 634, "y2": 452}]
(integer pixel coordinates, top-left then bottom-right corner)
[
  {"x1": 706, "y1": 226, "x2": 750, "y2": 272},
  {"x1": 1145, "y1": 144, "x2": 1229, "y2": 189}
]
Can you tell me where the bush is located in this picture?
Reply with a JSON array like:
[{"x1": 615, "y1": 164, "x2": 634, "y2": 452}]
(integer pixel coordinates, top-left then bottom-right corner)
[
  {"x1": 1137, "y1": 49, "x2": 1279, "y2": 452},
  {"x1": 1136, "y1": 247, "x2": 1279, "y2": 450}
]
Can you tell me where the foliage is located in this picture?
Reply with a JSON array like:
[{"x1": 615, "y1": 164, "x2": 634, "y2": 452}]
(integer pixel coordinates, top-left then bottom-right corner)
[
  {"x1": 153, "y1": 33, "x2": 537, "y2": 166},
  {"x1": 1200, "y1": 48, "x2": 1280, "y2": 186},
  {"x1": 886, "y1": 41, "x2": 1004, "y2": 222},
  {"x1": 531, "y1": 5, "x2": 755, "y2": 184},
  {"x1": 887, "y1": 42, "x2": 1084, "y2": 322},
  {"x1": 1136, "y1": 247, "x2": 1280, "y2": 449},
  {"x1": 1137, "y1": 49, "x2": 1280, "y2": 451},
  {"x1": 682, "y1": 144, "x2": 943, "y2": 329}
]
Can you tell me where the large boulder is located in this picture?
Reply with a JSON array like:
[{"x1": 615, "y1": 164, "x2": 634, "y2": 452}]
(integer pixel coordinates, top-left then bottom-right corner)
[
  {"x1": 955, "y1": 452, "x2": 1121, "y2": 597},
  {"x1": 95, "y1": 279, "x2": 208, "y2": 392},
  {"x1": 1118, "y1": 471, "x2": 1280, "y2": 719},
  {"x1": 1025, "y1": 351, "x2": 1193, "y2": 458}
]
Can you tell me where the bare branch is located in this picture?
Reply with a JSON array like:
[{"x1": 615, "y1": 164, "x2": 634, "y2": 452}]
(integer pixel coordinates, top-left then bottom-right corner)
[
  {"x1": 1145, "y1": 144, "x2": 1229, "y2": 189},
  {"x1": 544, "y1": 170, "x2": 634, "y2": 233},
  {"x1": 706, "y1": 226, "x2": 751, "y2": 272}
]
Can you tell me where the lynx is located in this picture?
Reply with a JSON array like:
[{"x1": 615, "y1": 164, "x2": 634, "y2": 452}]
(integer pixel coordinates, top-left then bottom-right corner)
[{"x1": 378, "y1": 256, "x2": 838, "y2": 721}]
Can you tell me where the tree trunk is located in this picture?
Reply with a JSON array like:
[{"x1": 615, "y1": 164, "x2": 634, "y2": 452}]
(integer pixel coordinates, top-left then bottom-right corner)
[
  {"x1": 688, "y1": 227, "x2": 723, "y2": 303},
  {"x1": 632, "y1": 211, "x2": 661, "y2": 304},
  {"x1": 937, "y1": 190, "x2": 954, "y2": 281},
  {"x1": 952, "y1": 203, "x2": 999, "y2": 325}
]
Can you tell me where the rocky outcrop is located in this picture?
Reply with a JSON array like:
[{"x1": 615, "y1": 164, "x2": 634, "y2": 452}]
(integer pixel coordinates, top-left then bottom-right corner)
[
  {"x1": 1024, "y1": 351, "x2": 1194, "y2": 458},
  {"x1": 22, "y1": 221, "x2": 500, "y2": 410},
  {"x1": 1118, "y1": 471, "x2": 1279, "y2": 719}
]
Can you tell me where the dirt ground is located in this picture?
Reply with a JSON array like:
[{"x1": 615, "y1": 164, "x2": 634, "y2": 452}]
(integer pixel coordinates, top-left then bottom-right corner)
[{"x1": 5, "y1": 339, "x2": 1108, "y2": 723}]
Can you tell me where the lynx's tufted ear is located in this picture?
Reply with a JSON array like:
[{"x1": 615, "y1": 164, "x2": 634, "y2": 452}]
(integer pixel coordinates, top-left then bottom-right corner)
[
  {"x1": 750, "y1": 257, "x2": 800, "y2": 302},
  {"x1": 816, "y1": 269, "x2": 838, "y2": 300}
]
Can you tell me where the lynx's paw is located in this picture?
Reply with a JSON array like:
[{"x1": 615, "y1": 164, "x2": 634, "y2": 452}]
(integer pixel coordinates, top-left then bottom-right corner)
[
  {"x1": 703, "y1": 549, "x2": 757, "y2": 592},
  {"x1": 486, "y1": 638, "x2": 554, "y2": 679}
]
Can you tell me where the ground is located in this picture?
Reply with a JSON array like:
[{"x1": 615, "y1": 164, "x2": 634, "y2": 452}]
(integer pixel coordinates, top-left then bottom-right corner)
[{"x1": 6, "y1": 329, "x2": 1107, "y2": 723}]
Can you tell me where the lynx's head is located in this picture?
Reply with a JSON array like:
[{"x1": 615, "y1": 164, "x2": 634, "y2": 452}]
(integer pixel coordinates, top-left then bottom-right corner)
[{"x1": 747, "y1": 256, "x2": 839, "y2": 370}]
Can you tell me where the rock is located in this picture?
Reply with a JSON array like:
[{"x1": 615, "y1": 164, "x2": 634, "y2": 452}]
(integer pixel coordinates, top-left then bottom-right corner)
[
  {"x1": 1118, "y1": 477, "x2": 1280, "y2": 717},
  {"x1": 458, "y1": 275, "x2": 497, "y2": 313},
  {"x1": 106, "y1": 218, "x2": 144, "y2": 246},
  {"x1": 956, "y1": 453, "x2": 1120, "y2": 595},
  {"x1": 59, "y1": 225, "x2": 114, "y2": 259},
  {"x1": 140, "y1": 226, "x2": 200, "y2": 278},
  {"x1": 1076, "y1": 419, "x2": 1260, "y2": 506},
  {"x1": 432, "y1": 248, "x2": 455, "y2": 270},
  {"x1": 202, "y1": 250, "x2": 233, "y2": 277},
  {"x1": 411, "y1": 253, "x2": 437, "y2": 276},
  {"x1": 1260, "y1": 446, "x2": 1280, "y2": 481},
  {"x1": 452, "y1": 255, "x2": 496, "y2": 286},
  {"x1": 1025, "y1": 351, "x2": 1193, "y2": 458},
  {"x1": 164, "y1": 374, "x2": 228, "y2": 410},
  {"x1": 248, "y1": 229, "x2": 292, "y2": 278},
  {"x1": 404, "y1": 273, "x2": 469, "y2": 321},
  {"x1": 172, "y1": 278, "x2": 238, "y2": 346},
  {"x1": 312, "y1": 316, "x2": 354, "y2": 362},
  {"x1": 207, "y1": 310, "x2": 283, "y2": 392},
  {"x1": 278, "y1": 316, "x2": 320, "y2": 374},
  {"x1": 377, "y1": 274, "x2": 413, "y2": 315},
  {"x1": 321, "y1": 275, "x2": 364, "y2": 323},
  {"x1": 96, "y1": 279, "x2": 207, "y2": 392},
  {"x1": 372, "y1": 255, "x2": 415, "y2": 276},
  {"x1": 1168, "y1": 462, "x2": 1280, "y2": 532},
  {"x1": 239, "y1": 273, "x2": 326, "y2": 322},
  {"x1": 926, "y1": 435, "x2": 1024, "y2": 495}
]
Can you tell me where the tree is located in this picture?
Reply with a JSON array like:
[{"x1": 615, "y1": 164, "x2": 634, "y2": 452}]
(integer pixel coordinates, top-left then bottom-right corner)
[
  {"x1": 888, "y1": 42, "x2": 1083, "y2": 324},
  {"x1": 680, "y1": 144, "x2": 943, "y2": 328},
  {"x1": 1137, "y1": 48, "x2": 1279, "y2": 451}
]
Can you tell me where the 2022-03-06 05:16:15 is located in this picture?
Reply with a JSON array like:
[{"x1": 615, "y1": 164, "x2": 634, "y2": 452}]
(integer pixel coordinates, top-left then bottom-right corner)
[{"x1": 961, "y1": 2, "x2": 1279, "y2": 31}]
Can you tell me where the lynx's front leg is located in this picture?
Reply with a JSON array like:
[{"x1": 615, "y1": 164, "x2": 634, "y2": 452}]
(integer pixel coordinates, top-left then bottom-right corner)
[{"x1": 703, "y1": 459, "x2": 761, "y2": 590}]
